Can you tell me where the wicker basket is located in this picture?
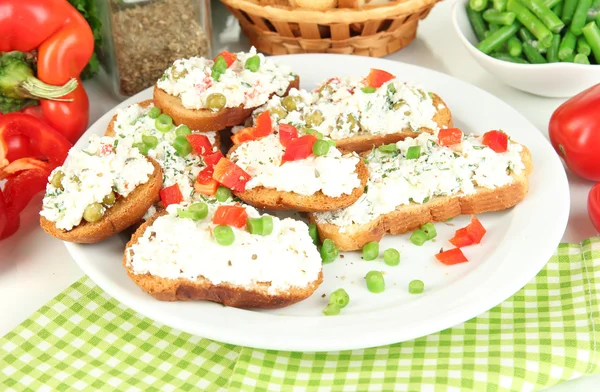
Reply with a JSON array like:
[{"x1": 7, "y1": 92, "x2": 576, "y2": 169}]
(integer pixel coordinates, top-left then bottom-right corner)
[{"x1": 220, "y1": 0, "x2": 443, "y2": 57}]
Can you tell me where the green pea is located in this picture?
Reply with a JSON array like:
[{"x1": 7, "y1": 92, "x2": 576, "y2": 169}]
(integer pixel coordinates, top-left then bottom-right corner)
[
  {"x1": 336, "y1": 113, "x2": 360, "y2": 133},
  {"x1": 270, "y1": 105, "x2": 287, "y2": 120},
  {"x1": 305, "y1": 110, "x2": 324, "y2": 127},
  {"x1": 102, "y1": 191, "x2": 116, "y2": 206},
  {"x1": 312, "y1": 140, "x2": 330, "y2": 156},
  {"x1": 282, "y1": 95, "x2": 301, "y2": 111},
  {"x1": 83, "y1": 203, "x2": 104, "y2": 223},
  {"x1": 206, "y1": 93, "x2": 227, "y2": 110},
  {"x1": 50, "y1": 170, "x2": 65, "y2": 190},
  {"x1": 147, "y1": 107, "x2": 161, "y2": 119},
  {"x1": 319, "y1": 84, "x2": 335, "y2": 97}
]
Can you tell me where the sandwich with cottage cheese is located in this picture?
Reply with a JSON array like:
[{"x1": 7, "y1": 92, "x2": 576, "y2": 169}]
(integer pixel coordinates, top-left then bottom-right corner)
[
  {"x1": 40, "y1": 135, "x2": 163, "y2": 243},
  {"x1": 153, "y1": 47, "x2": 300, "y2": 132},
  {"x1": 124, "y1": 203, "x2": 323, "y2": 308},
  {"x1": 241, "y1": 68, "x2": 452, "y2": 153},
  {"x1": 226, "y1": 114, "x2": 369, "y2": 212},
  {"x1": 309, "y1": 129, "x2": 533, "y2": 250}
]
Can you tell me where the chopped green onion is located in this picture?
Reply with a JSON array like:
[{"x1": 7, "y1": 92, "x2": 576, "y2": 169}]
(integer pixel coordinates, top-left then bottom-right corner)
[
  {"x1": 133, "y1": 142, "x2": 149, "y2": 156},
  {"x1": 329, "y1": 288, "x2": 350, "y2": 308},
  {"x1": 215, "y1": 186, "x2": 232, "y2": 202},
  {"x1": 320, "y1": 239, "x2": 339, "y2": 264},
  {"x1": 155, "y1": 114, "x2": 174, "y2": 133},
  {"x1": 410, "y1": 229, "x2": 428, "y2": 246},
  {"x1": 362, "y1": 241, "x2": 379, "y2": 261},
  {"x1": 142, "y1": 135, "x2": 158, "y2": 150},
  {"x1": 312, "y1": 139, "x2": 330, "y2": 156},
  {"x1": 245, "y1": 55, "x2": 261, "y2": 72},
  {"x1": 322, "y1": 303, "x2": 341, "y2": 316},
  {"x1": 188, "y1": 202, "x2": 208, "y2": 219},
  {"x1": 383, "y1": 248, "x2": 400, "y2": 266},
  {"x1": 378, "y1": 143, "x2": 398, "y2": 153},
  {"x1": 421, "y1": 222, "x2": 437, "y2": 240},
  {"x1": 308, "y1": 223, "x2": 320, "y2": 246},
  {"x1": 365, "y1": 271, "x2": 385, "y2": 293},
  {"x1": 246, "y1": 218, "x2": 263, "y2": 235},
  {"x1": 173, "y1": 136, "x2": 192, "y2": 157},
  {"x1": 409, "y1": 279, "x2": 425, "y2": 294},
  {"x1": 387, "y1": 83, "x2": 397, "y2": 93},
  {"x1": 406, "y1": 146, "x2": 421, "y2": 159},
  {"x1": 214, "y1": 225, "x2": 234, "y2": 246},
  {"x1": 147, "y1": 107, "x2": 161, "y2": 119},
  {"x1": 361, "y1": 87, "x2": 377, "y2": 93},
  {"x1": 304, "y1": 128, "x2": 324, "y2": 139},
  {"x1": 261, "y1": 215, "x2": 273, "y2": 236},
  {"x1": 211, "y1": 56, "x2": 228, "y2": 80},
  {"x1": 327, "y1": 140, "x2": 336, "y2": 147},
  {"x1": 175, "y1": 125, "x2": 192, "y2": 137}
]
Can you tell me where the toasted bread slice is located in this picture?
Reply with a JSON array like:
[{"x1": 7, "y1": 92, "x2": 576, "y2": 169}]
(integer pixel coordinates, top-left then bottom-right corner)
[
  {"x1": 310, "y1": 147, "x2": 533, "y2": 251},
  {"x1": 124, "y1": 211, "x2": 324, "y2": 308},
  {"x1": 153, "y1": 76, "x2": 300, "y2": 132},
  {"x1": 40, "y1": 159, "x2": 163, "y2": 244},
  {"x1": 333, "y1": 94, "x2": 453, "y2": 152}
]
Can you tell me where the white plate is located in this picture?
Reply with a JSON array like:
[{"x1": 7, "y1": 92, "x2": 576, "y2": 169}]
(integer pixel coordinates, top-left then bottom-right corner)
[{"x1": 66, "y1": 54, "x2": 569, "y2": 351}]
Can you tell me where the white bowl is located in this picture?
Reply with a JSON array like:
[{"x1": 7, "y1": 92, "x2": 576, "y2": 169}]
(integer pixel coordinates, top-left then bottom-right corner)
[{"x1": 451, "y1": 0, "x2": 600, "y2": 97}]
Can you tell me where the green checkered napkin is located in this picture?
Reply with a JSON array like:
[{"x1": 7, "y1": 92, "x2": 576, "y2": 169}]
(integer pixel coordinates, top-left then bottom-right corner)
[{"x1": 1, "y1": 239, "x2": 599, "y2": 392}]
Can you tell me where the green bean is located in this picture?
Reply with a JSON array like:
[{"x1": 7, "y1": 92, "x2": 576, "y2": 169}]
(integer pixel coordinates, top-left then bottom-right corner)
[
  {"x1": 597, "y1": 12, "x2": 600, "y2": 26},
  {"x1": 558, "y1": 30, "x2": 578, "y2": 60},
  {"x1": 477, "y1": 23, "x2": 520, "y2": 53},
  {"x1": 519, "y1": 26, "x2": 537, "y2": 43},
  {"x1": 547, "y1": 34, "x2": 562, "y2": 61},
  {"x1": 519, "y1": 0, "x2": 565, "y2": 33},
  {"x1": 523, "y1": 41, "x2": 549, "y2": 62},
  {"x1": 570, "y1": 0, "x2": 593, "y2": 36},
  {"x1": 552, "y1": 1, "x2": 564, "y2": 16},
  {"x1": 483, "y1": 9, "x2": 517, "y2": 25},
  {"x1": 574, "y1": 53, "x2": 591, "y2": 62},
  {"x1": 582, "y1": 21, "x2": 600, "y2": 62},
  {"x1": 491, "y1": 52, "x2": 531, "y2": 62},
  {"x1": 577, "y1": 35, "x2": 592, "y2": 54},
  {"x1": 494, "y1": 0, "x2": 508, "y2": 11},
  {"x1": 467, "y1": 5, "x2": 488, "y2": 41},
  {"x1": 562, "y1": 0, "x2": 579, "y2": 24},
  {"x1": 470, "y1": 0, "x2": 489, "y2": 12},
  {"x1": 545, "y1": 0, "x2": 562, "y2": 7},
  {"x1": 507, "y1": 36, "x2": 524, "y2": 55},
  {"x1": 485, "y1": 23, "x2": 501, "y2": 38},
  {"x1": 508, "y1": 0, "x2": 553, "y2": 46}
]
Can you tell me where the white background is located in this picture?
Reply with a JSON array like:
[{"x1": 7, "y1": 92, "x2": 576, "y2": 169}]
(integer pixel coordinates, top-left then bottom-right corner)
[{"x1": 0, "y1": 0, "x2": 597, "y2": 389}]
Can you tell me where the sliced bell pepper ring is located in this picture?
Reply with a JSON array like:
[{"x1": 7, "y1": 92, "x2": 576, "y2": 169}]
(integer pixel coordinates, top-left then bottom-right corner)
[
  {"x1": 214, "y1": 51, "x2": 237, "y2": 67},
  {"x1": 435, "y1": 248, "x2": 469, "y2": 265},
  {"x1": 438, "y1": 128, "x2": 463, "y2": 146},
  {"x1": 364, "y1": 69, "x2": 395, "y2": 88},
  {"x1": 186, "y1": 134, "x2": 212, "y2": 156},
  {"x1": 203, "y1": 151, "x2": 224, "y2": 167},
  {"x1": 282, "y1": 134, "x2": 317, "y2": 163},
  {"x1": 482, "y1": 130, "x2": 508, "y2": 153},
  {"x1": 159, "y1": 183, "x2": 183, "y2": 208},
  {"x1": 212, "y1": 158, "x2": 251, "y2": 192},
  {"x1": 212, "y1": 205, "x2": 248, "y2": 228},
  {"x1": 449, "y1": 227, "x2": 474, "y2": 247},
  {"x1": 279, "y1": 123, "x2": 298, "y2": 147}
]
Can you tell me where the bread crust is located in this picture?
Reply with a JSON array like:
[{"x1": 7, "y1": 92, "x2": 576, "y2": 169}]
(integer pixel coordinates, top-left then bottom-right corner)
[
  {"x1": 153, "y1": 76, "x2": 300, "y2": 132},
  {"x1": 310, "y1": 146, "x2": 533, "y2": 251},
  {"x1": 333, "y1": 93, "x2": 453, "y2": 152},
  {"x1": 123, "y1": 212, "x2": 324, "y2": 309},
  {"x1": 40, "y1": 159, "x2": 163, "y2": 244}
]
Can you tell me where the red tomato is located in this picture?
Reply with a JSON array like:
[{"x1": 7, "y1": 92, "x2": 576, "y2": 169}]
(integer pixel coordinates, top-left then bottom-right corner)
[
  {"x1": 588, "y1": 183, "x2": 600, "y2": 232},
  {"x1": 197, "y1": 166, "x2": 215, "y2": 184},
  {"x1": 364, "y1": 69, "x2": 395, "y2": 88},
  {"x1": 282, "y1": 135, "x2": 317, "y2": 163},
  {"x1": 254, "y1": 110, "x2": 273, "y2": 137},
  {"x1": 159, "y1": 184, "x2": 183, "y2": 207},
  {"x1": 278, "y1": 123, "x2": 298, "y2": 147},
  {"x1": 449, "y1": 228, "x2": 474, "y2": 247},
  {"x1": 212, "y1": 158, "x2": 251, "y2": 192},
  {"x1": 214, "y1": 50, "x2": 237, "y2": 67},
  {"x1": 194, "y1": 179, "x2": 219, "y2": 196},
  {"x1": 5, "y1": 134, "x2": 34, "y2": 162},
  {"x1": 212, "y1": 205, "x2": 248, "y2": 228},
  {"x1": 482, "y1": 130, "x2": 508, "y2": 153},
  {"x1": 438, "y1": 128, "x2": 463, "y2": 146},
  {"x1": 435, "y1": 248, "x2": 469, "y2": 265},
  {"x1": 203, "y1": 151, "x2": 224, "y2": 167},
  {"x1": 465, "y1": 216, "x2": 486, "y2": 244},
  {"x1": 186, "y1": 134, "x2": 212, "y2": 156},
  {"x1": 549, "y1": 84, "x2": 600, "y2": 181}
]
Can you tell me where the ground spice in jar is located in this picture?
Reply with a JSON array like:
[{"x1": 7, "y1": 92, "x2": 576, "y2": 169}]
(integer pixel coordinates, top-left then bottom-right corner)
[{"x1": 109, "y1": 0, "x2": 210, "y2": 96}]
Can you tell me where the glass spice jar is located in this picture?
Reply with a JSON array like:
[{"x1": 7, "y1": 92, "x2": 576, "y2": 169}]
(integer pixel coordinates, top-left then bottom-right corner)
[{"x1": 97, "y1": 0, "x2": 212, "y2": 98}]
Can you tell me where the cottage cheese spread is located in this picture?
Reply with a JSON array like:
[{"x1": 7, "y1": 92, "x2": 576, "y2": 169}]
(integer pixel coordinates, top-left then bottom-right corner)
[
  {"x1": 229, "y1": 133, "x2": 361, "y2": 197},
  {"x1": 40, "y1": 135, "x2": 154, "y2": 231},
  {"x1": 157, "y1": 47, "x2": 296, "y2": 110},
  {"x1": 314, "y1": 132, "x2": 525, "y2": 228},
  {"x1": 126, "y1": 204, "x2": 322, "y2": 294},
  {"x1": 113, "y1": 103, "x2": 217, "y2": 202},
  {"x1": 255, "y1": 76, "x2": 440, "y2": 140}
]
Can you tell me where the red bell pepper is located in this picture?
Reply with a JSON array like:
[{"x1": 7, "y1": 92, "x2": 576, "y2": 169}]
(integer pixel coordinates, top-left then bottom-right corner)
[
  {"x1": 449, "y1": 228, "x2": 473, "y2": 247},
  {"x1": 549, "y1": 84, "x2": 600, "y2": 181},
  {"x1": 588, "y1": 183, "x2": 600, "y2": 232},
  {"x1": 0, "y1": 0, "x2": 94, "y2": 143},
  {"x1": 186, "y1": 134, "x2": 212, "y2": 156},
  {"x1": 212, "y1": 158, "x2": 251, "y2": 192},
  {"x1": 435, "y1": 248, "x2": 469, "y2": 265},
  {"x1": 195, "y1": 166, "x2": 219, "y2": 196},
  {"x1": 449, "y1": 216, "x2": 487, "y2": 247},
  {"x1": 231, "y1": 111, "x2": 273, "y2": 145},
  {"x1": 159, "y1": 184, "x2": 183, "y2": 208},
  {"x1": 279, "y1": 123, "x2": 298, "y2": 147},
  {"x1": 203, "y1": 151, "x2": 224, "y2": 167},
  {"x1": 212, "y1": 205, "x2": 248, "y2": 228},
  {"x1": 364, "y1": 69, "x2": 395, "y2": 88},
  {"x1": 438, "y1": 128, "x2": 463, "y2": 146},
  {"x1": 214, "y1": 51, "x2": 237, "y2": 68},
  {"x1": 482, "y1": 130, "x2": 508, "y2": 153},
  {"x1": 231, "y1": 128, "x2": 256, "y2": 145},
  {"x1": 282, "y1": 135, "x2": 317, "y2": 163}
]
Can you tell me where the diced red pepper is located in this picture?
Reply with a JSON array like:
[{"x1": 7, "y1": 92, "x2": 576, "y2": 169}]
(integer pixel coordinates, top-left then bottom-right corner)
[
  {"x1": 197, "y1": 166, "x2": 215, "y2": 184},
  {"x1": 203, "y1": 151, "x2": 224, "y2": 167},
  {"x1": 212, "y1": 205, "x2": 248, "y2": 228},
  {"x1": 214, "y1": 50, "x2": 237, "y2": 67},
  {"x1": 435, "y1": 248, "x2": 469, "y2": 265},
  {"x1": 194, "y1": 179, "x2": 219, "y2": 196},
  {"x1": 482, "y1": 130, "x2": 508, "y2": 153},
  {"x1": 449, "y1": 228, "x2": 474, "y2": 247},
  {"x1": 212, "y1": 158, "x2": 251, "y2": 192},
  {"x1": 465, "y1": 216, "x2": 486, "y2": 244},
  {"x1": 364, "y1": 69, "x2": 395, "y2": 88},
  {"x1": 254, "y1": 110, "x2": 273, "y2": 137},
  {"x1": 186, "y1": 134, "x2": 213, "y2": 156},
  {"x1": 278, "y1": 123, "x2": 298, "y2": 147},
  {"x1": 231, "y1": 128, "x2": 256, "y2": 145},
  {"x1": 159, "y1": 184, "x2": 183, "y2": 207},
  {"x1": 438, "y1": 128, "x2": 463, "y2": 146},
  {"x1": 281, "y1": 135, "x2": 317, "y2": 163}
]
